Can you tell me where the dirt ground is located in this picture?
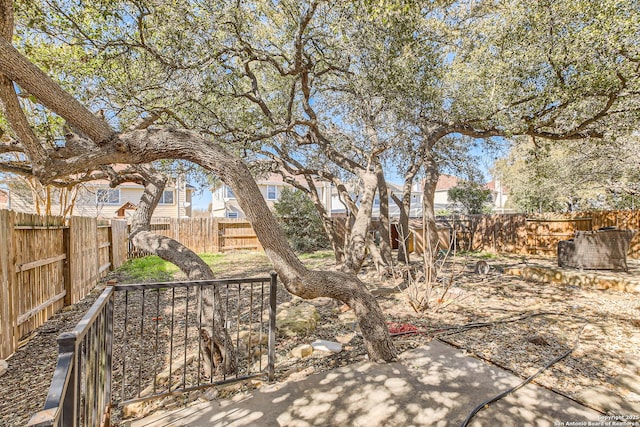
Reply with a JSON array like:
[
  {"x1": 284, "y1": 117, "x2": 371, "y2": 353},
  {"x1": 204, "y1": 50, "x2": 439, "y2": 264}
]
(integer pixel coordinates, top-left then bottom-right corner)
[{"x1": 1, "y1": 251, "x2": 639, "y2": 425}]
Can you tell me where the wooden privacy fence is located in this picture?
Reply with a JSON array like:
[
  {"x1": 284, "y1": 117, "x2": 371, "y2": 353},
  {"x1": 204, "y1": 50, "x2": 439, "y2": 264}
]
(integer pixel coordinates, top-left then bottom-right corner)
[
  {"x1": 0, "y1": 210, "x2": 128, "y2": 359},
  {"x1": 130, "y1": 218, "x2": 262, "y2": 257},
  {"x1": 441, "y1": 210, "x2": 640, "y2": 259}
]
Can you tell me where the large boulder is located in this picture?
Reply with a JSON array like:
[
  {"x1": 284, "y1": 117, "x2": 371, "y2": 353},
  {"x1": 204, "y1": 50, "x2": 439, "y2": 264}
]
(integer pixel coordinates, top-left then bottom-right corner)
[{"x1": 276, "y1": 301, "x2": 320, "y2": 337}]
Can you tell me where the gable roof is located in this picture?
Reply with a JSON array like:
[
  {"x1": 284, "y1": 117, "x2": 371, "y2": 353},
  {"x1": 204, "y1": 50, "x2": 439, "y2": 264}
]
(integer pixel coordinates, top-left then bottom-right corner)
[{"x1": 435, "y1": 175, "x2": 459, "y2": 191}]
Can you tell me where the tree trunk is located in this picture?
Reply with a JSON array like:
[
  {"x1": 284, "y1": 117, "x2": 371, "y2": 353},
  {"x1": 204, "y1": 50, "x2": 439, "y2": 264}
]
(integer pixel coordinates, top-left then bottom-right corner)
[
  {"x1": 375, "y1": 162, "x2": 393, "y2": 268},
  {"x1": 392, "y1": 190, "x2": 411, "y2": 265},
  {"x1": 342, "y1": 172, "x2": 377, "y2": 274},
  {"x1": 130, "y1": 167, "x2": 237, "y2": 375},
  {"x1": 303, "y1": 177, "x2": 345, "y2": 264},
  {"x1": 225, "y1": 163, "x2": 397, "y2": 362},
  {"x1": 421, "y1": 155, "x2": 442, "y2": 274}
]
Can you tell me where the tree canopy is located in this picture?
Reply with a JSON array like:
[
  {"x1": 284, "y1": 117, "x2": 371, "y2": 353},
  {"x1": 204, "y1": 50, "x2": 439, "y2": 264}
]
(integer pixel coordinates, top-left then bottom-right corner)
[{"x1": 2, "y1": 0, "x2": 640, "y2": 361}]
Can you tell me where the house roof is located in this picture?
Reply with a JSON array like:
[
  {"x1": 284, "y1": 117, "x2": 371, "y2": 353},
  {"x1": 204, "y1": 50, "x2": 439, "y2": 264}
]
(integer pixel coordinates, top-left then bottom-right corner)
[
  {"x1": 486, "y1": 180, "x2": 509, "y2": 194},
  {"x1": 435, "y1": 175, "x2": 459, "y2": 191},
  {"x1": 386, "y1": 182, "x2": 405, "y2": 194},
  {"x1": 115, "y1": 201, "x2": 137, "y2": 217}
]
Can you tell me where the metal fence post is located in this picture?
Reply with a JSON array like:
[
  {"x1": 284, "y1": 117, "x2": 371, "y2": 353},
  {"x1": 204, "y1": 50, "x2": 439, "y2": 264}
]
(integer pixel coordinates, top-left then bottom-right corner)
[
  {"x1": 104, "y1": 290, "x2": 114, "y2": 426},
  {"x1": 267, "y1": 272, "x2": 277, "y2": 382},
  {"x1": 56, "y1": 332, "x2": 78, "y2": 427}
]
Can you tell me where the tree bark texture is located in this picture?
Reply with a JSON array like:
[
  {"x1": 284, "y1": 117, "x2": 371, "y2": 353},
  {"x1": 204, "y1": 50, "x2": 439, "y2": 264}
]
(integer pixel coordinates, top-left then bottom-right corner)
[
  {"x1": 375, "y1": 162, "x2": 393, "y2": 268},
  {"x1": 421, "y1": 155, "x2": 442, "y2": 273},
  {"x1": 342, "y1": 172, "x2": 378, "y2": 274}
]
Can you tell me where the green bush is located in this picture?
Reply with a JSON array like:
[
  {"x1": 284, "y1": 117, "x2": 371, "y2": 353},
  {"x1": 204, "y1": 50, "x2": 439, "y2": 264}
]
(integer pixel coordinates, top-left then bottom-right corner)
[{"x1": 274, "y1": 187, "x2": 330, "y2": 253}]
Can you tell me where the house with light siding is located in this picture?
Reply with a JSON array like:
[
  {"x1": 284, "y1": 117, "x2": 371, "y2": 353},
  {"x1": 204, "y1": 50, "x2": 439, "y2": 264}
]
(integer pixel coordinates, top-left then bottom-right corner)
[
  {"x1": 486, "y1": 178, "x2": 513, "y2": 213},
  {"x1": 210, "y1": 173, "x2": 332, "y2": 218},
  {"x1": 329, "y1": 175, "x2": 459, "y2": 218},
  {"x1": 0, "y1": 188, "x2": 8, "y2": 210},
  {"x1": 4, "y1": 179, "x2": 193, "y2": 220}
]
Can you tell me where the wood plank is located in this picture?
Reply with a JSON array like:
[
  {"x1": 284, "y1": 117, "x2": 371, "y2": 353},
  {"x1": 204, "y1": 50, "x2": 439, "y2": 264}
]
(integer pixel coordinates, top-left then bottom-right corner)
[
  {"x1": 0, "y1": 210, "x2": 16, "y2": 359},
  {"x1": 15, "y1": 254, "x2": 66, "y2": 273},
  {"x1": 16, "y1": 291, "x2": 66, "y2": 326},
  {"x1": 13, "y1": 225, "x2": 67, "y2": 230},
  {"x1": 98, "y1": 263, "x2": 111, "y2": 275}
]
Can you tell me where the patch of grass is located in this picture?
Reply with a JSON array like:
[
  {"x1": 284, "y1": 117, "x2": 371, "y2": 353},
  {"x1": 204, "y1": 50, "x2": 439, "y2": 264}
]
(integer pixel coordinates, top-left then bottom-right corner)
[
  {"x1": 117, "y1": 256, "x2": 179, "y2": 282},
  {"x1": 298, "y1": 250, "x2": 334, "y2": 260},
  {"x1": 198, "y1": 253, "x2": 226, "y2": 265}
]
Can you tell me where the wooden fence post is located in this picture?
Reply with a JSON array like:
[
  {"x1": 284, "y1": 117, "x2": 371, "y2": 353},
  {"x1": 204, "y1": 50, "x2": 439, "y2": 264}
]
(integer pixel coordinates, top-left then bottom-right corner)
[
  {"x1": 108, "y1": 225, "x2": 114, "y2": 272},
  {"x1": 0, "y1": 210, "x2": 16, "y2": 359},
  {"x1": 63, "y1": 225, "x2": 71, "y2": 306}
]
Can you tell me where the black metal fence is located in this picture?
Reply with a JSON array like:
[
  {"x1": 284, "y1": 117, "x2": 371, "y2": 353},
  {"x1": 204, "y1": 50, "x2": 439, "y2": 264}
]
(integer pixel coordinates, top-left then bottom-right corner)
[
  {"x1": 28, "y1": 274, "x2": 278, "y2": 427},
  {"x1": 27, "y1": 287, "x2": 115, "y2": 427}
]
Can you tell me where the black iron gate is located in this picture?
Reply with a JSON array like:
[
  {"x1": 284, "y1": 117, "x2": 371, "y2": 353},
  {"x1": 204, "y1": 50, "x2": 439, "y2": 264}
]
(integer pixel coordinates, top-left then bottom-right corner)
[{"x1": 28, "y1": 274, "x2": 278, "y2": 427}]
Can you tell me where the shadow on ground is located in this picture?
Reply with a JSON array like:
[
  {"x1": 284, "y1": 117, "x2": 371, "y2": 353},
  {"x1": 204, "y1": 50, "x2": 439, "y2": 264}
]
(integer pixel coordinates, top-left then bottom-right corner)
[{"x1": 131, "y1": 341, "x2": 599, "y2": 427}]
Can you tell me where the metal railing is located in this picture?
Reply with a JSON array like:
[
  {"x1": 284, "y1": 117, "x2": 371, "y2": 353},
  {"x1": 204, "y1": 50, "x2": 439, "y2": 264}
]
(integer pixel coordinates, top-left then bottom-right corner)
[
  {"x1": 28, "y1": 287, "x2": 115, "y2": 427},
  {"x1": 28, "y1": 274, "x2": 278, "y2": 426}
]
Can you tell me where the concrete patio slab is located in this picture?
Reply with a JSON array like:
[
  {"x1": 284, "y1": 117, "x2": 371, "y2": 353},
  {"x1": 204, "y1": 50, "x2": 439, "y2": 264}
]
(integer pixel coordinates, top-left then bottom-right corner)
[{"x1": 129, "y1": 340, "x2": 602, "y2": 427}]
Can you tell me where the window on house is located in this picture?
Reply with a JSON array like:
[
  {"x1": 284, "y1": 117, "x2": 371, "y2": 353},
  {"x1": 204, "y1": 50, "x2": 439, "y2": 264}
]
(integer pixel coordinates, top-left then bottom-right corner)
[
  {"x1": 227, "y1": 211, "x2": 238, "y2": 218},
  {"x1": 373, "y1": 197, "x2": 380, "y2": 207},
  {"x1": 267, "y1": 185, "x2": 277, "y2": 200},
  {"x1": 159, "y1": 190, "x2": 175, "y2": 204},
  {"x1": 96, "y1": 188, "x2": 120, "y2": 205},
  {"x1": 226, "y1": 186, "x2": 236, "y2": 199}
]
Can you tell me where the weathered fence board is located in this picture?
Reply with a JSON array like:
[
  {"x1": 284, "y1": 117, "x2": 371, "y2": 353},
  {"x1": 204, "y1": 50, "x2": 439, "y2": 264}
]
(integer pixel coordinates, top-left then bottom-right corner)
[
  {"x1": 0, "y1": 210, "x2": 129, "y2": 359},
  {"x1": 444, "y1": 210, "x2": 640, "y2": 259},
  {"x1": 12, "y1": 212, "x2": 67, "y2": 341},
  {"x1": 110, "y1": 220, "x2": 129, "y2": 270},
  {"x1": 67, "y1": 216, "x2": 99, "y2": 305},
  {"x1": 130, "y1": 218, "x2": 261, "y2": 256},
  {"x1": 218, "y1": 219, "x2": 262, "y2": 252},
  {"x1": 0, "y1": 210, "x2": 16, "y2": 360}
]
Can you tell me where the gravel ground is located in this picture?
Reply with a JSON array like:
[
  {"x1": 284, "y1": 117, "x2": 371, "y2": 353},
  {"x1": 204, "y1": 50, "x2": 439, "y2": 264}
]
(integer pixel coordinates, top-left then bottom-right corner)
[{"x1": 1, "y1": 253, "x2": 639, "y2": 425}]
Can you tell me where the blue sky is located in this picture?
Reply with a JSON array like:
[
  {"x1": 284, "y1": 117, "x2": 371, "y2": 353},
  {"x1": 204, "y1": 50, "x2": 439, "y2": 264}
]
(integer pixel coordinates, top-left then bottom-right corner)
[
  {"x1": 189, "y1": 141, "x2": 507, "y2": 212},
  {"x1": 191, "y1": 190, "x2": 212, "y2": 210}
]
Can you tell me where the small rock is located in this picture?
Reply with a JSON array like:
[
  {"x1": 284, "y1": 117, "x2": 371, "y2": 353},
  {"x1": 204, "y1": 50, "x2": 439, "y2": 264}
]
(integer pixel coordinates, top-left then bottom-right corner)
[
  {"x1": 251, "y1": 353, "x2": 280, "y2": 372},
  {"x1": 238, "y1": 329, "x2": 268, "y2": 347},
  {"x1": 202, "y1": 388, "x2": 219, "y2": 400},
  {"x1": 287, "y1": 366, "x2": 315, "y2": 382},
  {"x1": 335, "y1": 333, "x2": 355, "y2": 344},
  {"x1": 311, "y1": 339, "x2": 342, "y2": 353},
  {"x1": 290, "y1": 344, "x2": 314, "y2": 358},
  {"x1": 122, "y1": 401, "x2": 150, "y2": 419},
  {"x1": 0, "y1": 359, "x2": 7, "y2": 377},
  {"x1": 249, "y1": 379, "x2": 264, "y2": 388}
]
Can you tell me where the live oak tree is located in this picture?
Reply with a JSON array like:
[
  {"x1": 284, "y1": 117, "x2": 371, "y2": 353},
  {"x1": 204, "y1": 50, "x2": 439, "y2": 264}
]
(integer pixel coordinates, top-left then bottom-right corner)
[
  {"x1": 0, "y1": 0, "x2": 398, "y2": 362},
  {"x1": 448, "y1": 180, "x2": 493, "y2": 215},
  {"x1": 364, "y1": 0, "x2": 640, "y2": 269},
  {"x1": 495, "y1": 134, "x2": 640, "y2": 212},
  {"x1": 273, "y1": 187, "x2": 330, "y2": 253},
  {"x1": 2, "y1": 0, "x2": 640, "y2": 357}
]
